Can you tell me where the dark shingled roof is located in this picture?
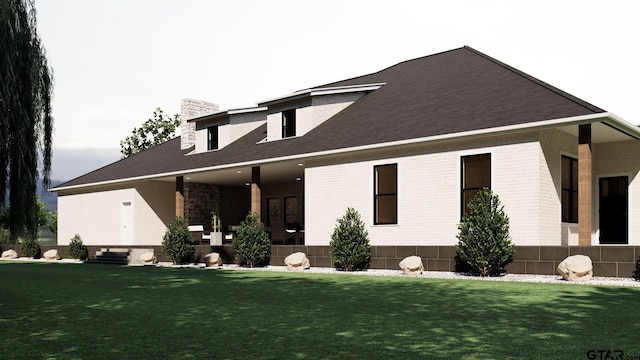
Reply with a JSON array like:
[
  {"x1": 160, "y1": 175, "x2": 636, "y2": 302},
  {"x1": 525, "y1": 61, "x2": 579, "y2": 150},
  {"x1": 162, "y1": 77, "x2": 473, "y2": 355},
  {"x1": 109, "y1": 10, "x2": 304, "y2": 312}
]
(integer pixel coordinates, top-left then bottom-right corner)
[{"x1": 56, "y1": 46, "x2": 604, "y2": 189}]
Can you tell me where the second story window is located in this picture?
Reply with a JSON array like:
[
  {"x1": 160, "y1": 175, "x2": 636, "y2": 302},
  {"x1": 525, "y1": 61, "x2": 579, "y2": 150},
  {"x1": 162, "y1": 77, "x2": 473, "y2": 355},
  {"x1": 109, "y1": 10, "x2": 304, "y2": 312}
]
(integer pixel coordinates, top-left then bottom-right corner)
[
  {"x1": 282, "y1": 109, "x2": 296, "y2": 138},
  {"x1": 207, "y1": 126, "x2": 218, "y2": 150}
]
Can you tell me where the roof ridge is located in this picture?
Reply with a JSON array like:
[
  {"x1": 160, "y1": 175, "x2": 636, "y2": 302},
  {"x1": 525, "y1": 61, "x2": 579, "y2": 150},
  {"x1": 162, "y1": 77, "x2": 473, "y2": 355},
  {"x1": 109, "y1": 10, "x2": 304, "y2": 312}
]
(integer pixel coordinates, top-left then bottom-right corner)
[{"x1": 463, "y1": 46, "x2": 604, "y2": 113}]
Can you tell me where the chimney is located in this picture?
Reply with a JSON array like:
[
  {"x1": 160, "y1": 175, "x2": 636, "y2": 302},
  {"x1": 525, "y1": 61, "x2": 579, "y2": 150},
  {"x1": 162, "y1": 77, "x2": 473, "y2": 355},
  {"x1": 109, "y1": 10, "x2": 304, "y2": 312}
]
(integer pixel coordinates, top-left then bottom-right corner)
[{"x1": 180, "y1": 99, "x2": 219, "y2": 150}]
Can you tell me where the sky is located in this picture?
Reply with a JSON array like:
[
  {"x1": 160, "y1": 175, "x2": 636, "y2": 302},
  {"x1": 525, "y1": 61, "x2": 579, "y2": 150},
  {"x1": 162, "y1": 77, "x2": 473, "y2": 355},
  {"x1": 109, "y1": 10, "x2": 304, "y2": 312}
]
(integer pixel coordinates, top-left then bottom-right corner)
[{"x1": 35, "y1": 0, "x2": 640, "y2": 181}]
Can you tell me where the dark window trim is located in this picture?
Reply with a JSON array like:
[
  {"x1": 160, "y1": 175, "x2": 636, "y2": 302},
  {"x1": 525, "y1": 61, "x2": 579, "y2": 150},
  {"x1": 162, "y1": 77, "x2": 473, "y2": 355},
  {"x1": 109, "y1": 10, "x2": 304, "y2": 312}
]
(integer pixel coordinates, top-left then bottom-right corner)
[
  {"x1": 282, "y1": 109, "x2": 296, "y2": 138},
  {"x1": 207, "y1": 125, "x2": 219, "y2": 151},
  {"x1": 374, "y1": 163, "x2": 398, "y2": 225},
  {"x1": 561, "y1": 155, "x2": 578, "y2": 223},
  {"x1": 460, "y1": 153, "x2": 491, "y2": 218}
]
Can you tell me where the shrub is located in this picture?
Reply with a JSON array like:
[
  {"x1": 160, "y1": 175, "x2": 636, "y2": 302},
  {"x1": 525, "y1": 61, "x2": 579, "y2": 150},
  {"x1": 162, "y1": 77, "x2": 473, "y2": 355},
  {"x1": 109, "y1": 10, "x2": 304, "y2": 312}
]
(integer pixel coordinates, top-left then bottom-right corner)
[
  {"x1": 633, "y1": 256, "x2": 640, "y2": 281},
  {"x1": 68, "y1": 234, "x2": 88, "y2": 260},
  {"x1": 162, "y1": 217, "x2": 195, "y2": 265},
  {"x1": 456, "y1": 188, "x2": 514, "y2": 277},
  {"x1": 0, "y1": 228, "x2": 10, "y2": 249},
  {"x1": 233, "y1": 212, "x2": 270, "y2": 268},
  {"x1": 20, "y1": 236, "x2": 41, "y2": 258},
  {"x1": 329, "y1": 207, "x2": 371, "y2": 271}
]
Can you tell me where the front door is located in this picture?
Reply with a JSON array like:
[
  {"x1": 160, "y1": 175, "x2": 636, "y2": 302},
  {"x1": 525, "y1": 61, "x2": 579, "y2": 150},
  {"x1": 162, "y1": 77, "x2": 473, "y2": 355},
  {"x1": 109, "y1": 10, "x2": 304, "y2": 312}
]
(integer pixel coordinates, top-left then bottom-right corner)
[
  {"x1": 121, "y1": 201, "x2": 133, "y2": 245},
  {"x1": 599, "y1": 176, "x2": 628, "y2": 244}
]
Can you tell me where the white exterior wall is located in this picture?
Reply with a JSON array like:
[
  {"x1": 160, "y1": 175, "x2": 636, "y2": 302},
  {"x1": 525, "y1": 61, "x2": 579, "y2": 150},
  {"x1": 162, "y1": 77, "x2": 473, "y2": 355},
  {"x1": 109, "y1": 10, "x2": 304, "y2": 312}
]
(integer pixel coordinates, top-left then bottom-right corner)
[
  {"x1": 305, "y1": 137, "x2": 546, "y2": 246},
  {"x1": 57, "y1": 181, "x2": 174, "y2": 246},
  {"x1": 267, "y1": 112, "x2": 282, "y2": 142},
  {"x1": 539, "y1": 129, "x2": 579, "y2": 245},
  {"x1": 594, "y1": 140, "x2": 640, "y2": 245}
]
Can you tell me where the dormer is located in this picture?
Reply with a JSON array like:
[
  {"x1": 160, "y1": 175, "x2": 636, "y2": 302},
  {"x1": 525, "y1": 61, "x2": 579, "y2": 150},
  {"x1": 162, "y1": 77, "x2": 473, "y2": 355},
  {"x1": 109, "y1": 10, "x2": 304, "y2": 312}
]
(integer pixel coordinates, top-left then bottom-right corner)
[
  {"x1": 189, "y1": 106, "x2": 267, "y2": 154},
  {"x1": 258, "y1": 83, "x2": 385, "y2": 142}
]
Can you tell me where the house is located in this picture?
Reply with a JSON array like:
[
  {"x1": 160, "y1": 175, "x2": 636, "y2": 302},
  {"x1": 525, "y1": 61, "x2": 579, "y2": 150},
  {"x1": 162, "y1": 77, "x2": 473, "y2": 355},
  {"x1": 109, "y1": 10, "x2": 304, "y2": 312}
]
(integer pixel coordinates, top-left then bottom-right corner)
[{"x1": 52, "y1": 46, "x2": 640, "y2": 274}]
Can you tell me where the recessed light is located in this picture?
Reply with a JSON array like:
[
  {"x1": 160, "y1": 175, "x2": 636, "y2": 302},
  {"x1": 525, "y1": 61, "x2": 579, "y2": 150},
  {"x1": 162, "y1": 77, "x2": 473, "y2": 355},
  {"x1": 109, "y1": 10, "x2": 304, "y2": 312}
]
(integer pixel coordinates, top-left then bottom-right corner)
[
  {"x1": 296, "y1": 177, "x2": 302, "y2": 181},
  {"x1": 298, "y1": 163, "x2": 304, "y2": 167},
  {"x1": 236, "y1": 171, "x2": 242, "y2": 174},
  {"x1": 244, "y1": 182, "x2": 251, "y2": 186},
  {"x1": 186, "y1": 177, "x2": 191, "y2": 180}
]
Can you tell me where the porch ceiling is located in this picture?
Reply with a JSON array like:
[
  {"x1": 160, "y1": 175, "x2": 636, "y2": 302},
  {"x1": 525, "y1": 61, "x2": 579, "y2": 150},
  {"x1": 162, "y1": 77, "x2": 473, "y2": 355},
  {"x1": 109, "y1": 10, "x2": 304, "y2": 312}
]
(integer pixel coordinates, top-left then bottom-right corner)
[
  {"x1": 156, "y1": 159, "x2": 305, "y2": 187},
  {"x1": 557, "y1": 122, "x2": 637, "y2": 143}
]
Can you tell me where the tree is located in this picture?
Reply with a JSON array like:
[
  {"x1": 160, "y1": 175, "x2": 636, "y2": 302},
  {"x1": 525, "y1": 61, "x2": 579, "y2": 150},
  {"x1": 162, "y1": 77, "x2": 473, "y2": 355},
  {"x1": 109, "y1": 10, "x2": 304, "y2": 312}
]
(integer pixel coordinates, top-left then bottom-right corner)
[
  {"x1": 456, "y1": 188, "x2": 515, "y2": 276},
  {"x1": 329, "y1": 207, "x2": 371, "y2": 271},
  {"x1": 233, "y1": 212, "x2": 270, "y2": 268},
  {"x1": 120, "y1": 108, "x2": 181, "y2": 158},
  {"x1": 162, "y1": 217, "x2": 195, "y2": 265},
  {"x1": 0, "y1": 0, "x2": 54, "y2": 242}
]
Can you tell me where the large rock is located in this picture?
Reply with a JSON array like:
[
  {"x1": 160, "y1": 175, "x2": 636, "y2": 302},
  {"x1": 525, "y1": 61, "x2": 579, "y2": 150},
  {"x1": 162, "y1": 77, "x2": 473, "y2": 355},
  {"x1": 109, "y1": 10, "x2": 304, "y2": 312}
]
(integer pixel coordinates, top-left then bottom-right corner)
[
  {"x1": 557, "y1": 255, "x2": 593, "y2": 282},
  {"x1": 204, "y1": 252, "x2": 222, "y2": 267},
  {"x1": 284, "y1": 252, "x2": 310, "y2": 271},
  {"x1": 43, "y1": 249, "x2": 60, "y2": 260},
  {"x1": 139, "y1": 251, "x2": 156, "y2": 265},
  {"x1": 399, "y1": 256, "x2": 424, "y2": 275},
  {"x1": 2, "y1": 249, "x2": 18, "y2": 259}
]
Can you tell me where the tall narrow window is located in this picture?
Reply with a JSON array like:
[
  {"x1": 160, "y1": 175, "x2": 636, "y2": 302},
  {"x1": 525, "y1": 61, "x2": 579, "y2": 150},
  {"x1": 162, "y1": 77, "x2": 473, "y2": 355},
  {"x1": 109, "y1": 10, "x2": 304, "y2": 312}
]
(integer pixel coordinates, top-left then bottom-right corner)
[
  {"x1": 461, "y1": 153, "x2": 491, "y2": 217},
  {"x1": 282, "y1": 109, "x2": 296, "y2": 138},
  {"x1": 207, "y1": 126, "x2": 218, "y2": 150},
  {"x1": 374, "y1": 164, "x2": 397, "y2": 224},
  {"x1": 561, "y1": 155, "x2": 578, "y2": 223}
]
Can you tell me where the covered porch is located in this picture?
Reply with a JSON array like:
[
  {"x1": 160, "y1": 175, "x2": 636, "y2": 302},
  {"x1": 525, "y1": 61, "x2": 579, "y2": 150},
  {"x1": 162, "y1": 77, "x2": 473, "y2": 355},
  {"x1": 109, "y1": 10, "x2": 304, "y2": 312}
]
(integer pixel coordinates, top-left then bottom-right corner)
[{"x1": 165, "y1": 159, "x2": 306, "y2": 245}]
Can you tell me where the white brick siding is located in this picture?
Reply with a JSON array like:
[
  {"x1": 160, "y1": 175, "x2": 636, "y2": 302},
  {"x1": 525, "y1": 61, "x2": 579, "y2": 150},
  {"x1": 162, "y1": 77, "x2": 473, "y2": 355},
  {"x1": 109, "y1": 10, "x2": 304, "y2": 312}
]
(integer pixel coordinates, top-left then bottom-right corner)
[{"x1": 305, "y1": 135, "x2": 551, "y2": 246}]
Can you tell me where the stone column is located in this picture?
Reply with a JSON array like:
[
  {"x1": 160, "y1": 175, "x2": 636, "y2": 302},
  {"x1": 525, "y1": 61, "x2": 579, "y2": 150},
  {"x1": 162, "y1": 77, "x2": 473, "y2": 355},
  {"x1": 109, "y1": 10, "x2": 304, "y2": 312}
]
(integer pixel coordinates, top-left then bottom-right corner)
[
  {"x1": 578, "y1": 124, "x2": 592, "y2": 246},
  {"x1": 251, "y1": 166, "x2": 261, "y2": 219},
  {"x1": 176, "y1": 176, "x2": 184, "y2": 218}
]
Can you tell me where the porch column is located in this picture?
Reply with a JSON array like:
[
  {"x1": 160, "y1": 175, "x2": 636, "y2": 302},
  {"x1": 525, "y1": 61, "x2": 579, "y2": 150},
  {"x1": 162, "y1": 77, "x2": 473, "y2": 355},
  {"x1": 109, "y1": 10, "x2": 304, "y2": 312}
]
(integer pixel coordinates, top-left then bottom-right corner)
[
  {"x1": 251, "y1": 166, "x2": 261, "y2": 219},
  {"x1": 176, "y1": 176, "x2": 184, "y2": 218},
  {"x1": 578, "y1": 124, "x2": 592, "y2": 246}
]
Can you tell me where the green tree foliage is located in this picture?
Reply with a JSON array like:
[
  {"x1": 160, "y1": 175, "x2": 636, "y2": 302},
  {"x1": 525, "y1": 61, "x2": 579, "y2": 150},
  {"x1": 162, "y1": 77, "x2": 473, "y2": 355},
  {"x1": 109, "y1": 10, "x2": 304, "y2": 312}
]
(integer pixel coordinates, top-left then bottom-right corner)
[
  {"x1": 233, "y1": 212, "x2": 270, "y2": 268},
  {"x1": 456, "y1": 188, "x2": 515, "y2": 276},
  {"x1": 0, "y1": 196, "x2": 53, "y2": 242},
  {"x1": 120, "y1": 108, "x2": 181, "y2": 159},
  {"x1": 68, "y1": 234, "x2": 88, "y2": 260},
  {"x1": 1, "y1": 0, "x2": 54, "y2": 241},
  {"x1": 329, "y1": 207, "x2": 371, "y2": 271},
  {"x1": 162, "y1": 217, "x2": 195, "y2": 265}
]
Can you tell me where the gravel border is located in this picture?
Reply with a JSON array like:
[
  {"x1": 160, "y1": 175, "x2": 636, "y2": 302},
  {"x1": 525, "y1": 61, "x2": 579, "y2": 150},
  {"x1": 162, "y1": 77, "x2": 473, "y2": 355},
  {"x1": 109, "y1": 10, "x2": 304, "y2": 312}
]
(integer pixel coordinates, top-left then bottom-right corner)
[{"x1": 188, "y1": 263, "x2": 640, "y2": 288}]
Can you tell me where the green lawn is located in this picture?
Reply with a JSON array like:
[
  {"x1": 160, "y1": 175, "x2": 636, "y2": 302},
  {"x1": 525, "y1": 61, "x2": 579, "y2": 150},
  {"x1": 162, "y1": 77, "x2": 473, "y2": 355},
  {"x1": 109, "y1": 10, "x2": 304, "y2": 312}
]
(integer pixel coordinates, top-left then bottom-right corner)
[{"x1": 1, "y1": 262, "x2": 639, "y2": 359}]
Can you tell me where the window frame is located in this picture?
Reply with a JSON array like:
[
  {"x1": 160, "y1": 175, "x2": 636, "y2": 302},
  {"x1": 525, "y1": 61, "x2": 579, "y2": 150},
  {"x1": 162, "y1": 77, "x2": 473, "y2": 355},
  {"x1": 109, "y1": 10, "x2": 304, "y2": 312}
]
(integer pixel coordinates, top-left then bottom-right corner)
[
  {"x1": 282, "y1": 109, "x2": 296, "y2": 138},
  {"x1": 460, "y1": 153, "x2": 491, "y2": 218},
  {"x1": 561, "y1": 155, "x2": 578, "y2": 223},
  {"x1": 374, "y1": 163, "x2": 398, "y2": 225},
  {"x1": 207, "y1": 125, "x2": 219, "y2": 151}
]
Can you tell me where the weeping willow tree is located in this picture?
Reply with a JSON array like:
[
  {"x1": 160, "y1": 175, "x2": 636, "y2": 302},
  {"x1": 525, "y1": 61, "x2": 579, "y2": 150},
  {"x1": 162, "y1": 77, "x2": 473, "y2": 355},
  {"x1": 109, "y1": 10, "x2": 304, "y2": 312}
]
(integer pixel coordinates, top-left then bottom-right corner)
[{"x1": 0, "y1": 0, "x2": 54, "y2": 241}]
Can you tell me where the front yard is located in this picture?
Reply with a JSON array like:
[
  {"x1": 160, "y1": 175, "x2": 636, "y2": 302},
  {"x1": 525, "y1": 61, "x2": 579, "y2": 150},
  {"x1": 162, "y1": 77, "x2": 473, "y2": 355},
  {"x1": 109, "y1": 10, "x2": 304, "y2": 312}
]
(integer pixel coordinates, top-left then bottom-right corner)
[{"x1": 1, "y1": 262, "x2": 639, "y2": 359}]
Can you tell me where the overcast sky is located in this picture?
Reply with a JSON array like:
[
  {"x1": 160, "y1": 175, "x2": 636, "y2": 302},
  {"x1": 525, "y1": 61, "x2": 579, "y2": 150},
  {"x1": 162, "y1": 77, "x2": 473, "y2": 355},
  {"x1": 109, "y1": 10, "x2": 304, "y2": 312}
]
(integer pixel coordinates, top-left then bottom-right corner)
[{"x1": 35, "y1": 0, "x2": 640, "y2": 181}]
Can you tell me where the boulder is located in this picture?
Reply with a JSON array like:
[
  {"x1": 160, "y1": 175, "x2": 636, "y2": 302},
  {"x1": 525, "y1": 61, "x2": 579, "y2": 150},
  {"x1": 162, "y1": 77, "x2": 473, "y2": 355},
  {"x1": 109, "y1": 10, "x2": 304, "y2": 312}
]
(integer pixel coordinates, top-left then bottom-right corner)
[
  {"x1": 2, "y1": 249, "x2": 18, "y2": 259},
  {"x1": 139, "y1": 251, "x2": 156, "y2": 265},
  {"x1": 557, "y1": 255, "x2": 593, "y2": 282},
  {"x1": 43, "y1": 249, "x2": 60, "y2": 260},
  {"x1": 284, "y1": 252, "x2": 310, "y2": 271},
  {"x1": 399, "y1": 256, "x2": 424, "y2": 275},
  {"x1": 204, "y1": 252, "x2": 222, "y2": 267}
]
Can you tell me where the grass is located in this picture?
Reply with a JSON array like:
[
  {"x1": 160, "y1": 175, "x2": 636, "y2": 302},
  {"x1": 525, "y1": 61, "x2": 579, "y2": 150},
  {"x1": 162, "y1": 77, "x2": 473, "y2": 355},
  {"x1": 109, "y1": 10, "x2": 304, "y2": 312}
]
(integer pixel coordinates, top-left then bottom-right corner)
[{"x1": 1, "y1": 262, "x2": 639, "y2": 359}]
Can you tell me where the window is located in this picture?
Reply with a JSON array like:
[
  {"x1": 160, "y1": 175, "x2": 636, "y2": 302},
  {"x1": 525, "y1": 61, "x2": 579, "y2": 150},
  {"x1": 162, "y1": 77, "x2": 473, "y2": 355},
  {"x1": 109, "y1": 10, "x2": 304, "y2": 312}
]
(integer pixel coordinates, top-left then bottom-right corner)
[
  {"x1": 282, "y1": 109, "x2": 296, "y2": 138},
  {"x1": 461, "y1": 153, "x2": 491, "y2": 217},
  {"x1": 561, "y1": 155, "x2": 578, "y2": 223},
  {"x1": 374, "y1": 164, "x2": 397, "y2": 224},
  {"x1": 207, "y1": 126, "x2": 218, "y2": 150}
]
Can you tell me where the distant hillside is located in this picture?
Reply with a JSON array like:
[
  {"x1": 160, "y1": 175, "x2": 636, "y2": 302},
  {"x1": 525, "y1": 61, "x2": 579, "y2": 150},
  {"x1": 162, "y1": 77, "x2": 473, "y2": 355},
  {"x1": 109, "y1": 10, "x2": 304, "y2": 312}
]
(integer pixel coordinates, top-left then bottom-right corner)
[{"x1": 38, "y1": 179, "x2": 62, "y2": 212}]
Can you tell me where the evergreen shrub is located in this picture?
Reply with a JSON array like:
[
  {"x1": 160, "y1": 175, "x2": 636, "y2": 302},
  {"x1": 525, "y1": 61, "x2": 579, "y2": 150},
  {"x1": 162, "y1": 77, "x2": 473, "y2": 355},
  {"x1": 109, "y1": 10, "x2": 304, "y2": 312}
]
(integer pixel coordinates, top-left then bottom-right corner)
[
  {"x1": 162, "y1": 217, "x2": 195, "y2": 265},
  {"x1": 233, "y1": 212, "x2": 270, "y2": 268},
  {"x1": 20, "y1": 236, "x2": 41, "y2": 258},
  {"x1": 329, "y1": 207, "x2": 371, "y2": 271},
  {"x1": 68, "y1": 234, "x2": 88, "y2": 260},
  {"x1": 633, "y1": 256, "x2": 640, "y2": 281},
  {"x1": 456, "y1": 188, "x2": 514, "y2": 276}
]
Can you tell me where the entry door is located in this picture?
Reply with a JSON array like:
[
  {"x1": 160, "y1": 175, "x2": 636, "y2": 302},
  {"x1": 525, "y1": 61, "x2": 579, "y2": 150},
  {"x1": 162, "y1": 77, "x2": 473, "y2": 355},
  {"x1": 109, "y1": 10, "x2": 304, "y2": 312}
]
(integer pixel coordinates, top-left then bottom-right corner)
[
  {"x1": 599, "y1": 177, "x2": 628, "y2": 244},
  {"x1": 121, "y1": 201, "x2": 133, "y2": 245}
]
